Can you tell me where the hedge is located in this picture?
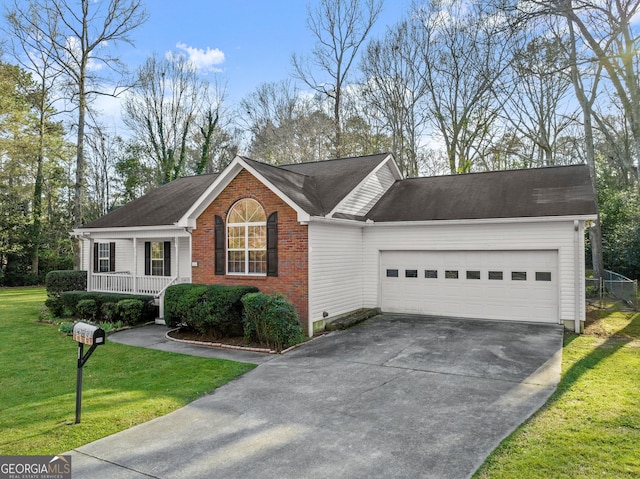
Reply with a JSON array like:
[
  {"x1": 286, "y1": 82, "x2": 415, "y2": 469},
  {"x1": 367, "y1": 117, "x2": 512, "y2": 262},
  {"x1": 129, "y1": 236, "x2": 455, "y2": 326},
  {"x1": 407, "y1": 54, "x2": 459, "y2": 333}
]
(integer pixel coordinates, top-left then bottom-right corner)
[
  {"x1": 164, "y1": 283, "x2": 258, "y2": 338},
  {"x1": 242, "y1": 292, "x2": 304, "y2": 352},
  {"x1": 57, "y1": 291, "x2": 155, "y2": 325},
  {"x1": 45, "y1": 270, "x2": 87, "y2": 297}
]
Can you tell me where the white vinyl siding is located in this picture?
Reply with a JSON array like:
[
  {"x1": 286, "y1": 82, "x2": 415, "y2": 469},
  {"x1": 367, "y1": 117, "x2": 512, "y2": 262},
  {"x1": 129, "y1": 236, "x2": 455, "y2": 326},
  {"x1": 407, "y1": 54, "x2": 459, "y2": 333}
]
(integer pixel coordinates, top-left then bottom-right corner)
[
  {"x1": 308, "y1": 222, "x2": 365, "y2": 326},
  {"x1": 363, "y1": 220, "x2": 584, "y2": 325},
  {"x1": 332, "y1": 162, "x2": 397, "y2": 217}
]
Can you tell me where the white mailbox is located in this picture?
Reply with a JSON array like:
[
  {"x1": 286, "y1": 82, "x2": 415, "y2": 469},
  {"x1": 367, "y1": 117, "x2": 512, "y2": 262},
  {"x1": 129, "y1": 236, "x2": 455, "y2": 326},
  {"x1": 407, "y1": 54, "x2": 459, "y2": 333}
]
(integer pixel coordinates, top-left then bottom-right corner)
[{"x1": 72, "y1": 322, "x2": 105, "y2": 346}]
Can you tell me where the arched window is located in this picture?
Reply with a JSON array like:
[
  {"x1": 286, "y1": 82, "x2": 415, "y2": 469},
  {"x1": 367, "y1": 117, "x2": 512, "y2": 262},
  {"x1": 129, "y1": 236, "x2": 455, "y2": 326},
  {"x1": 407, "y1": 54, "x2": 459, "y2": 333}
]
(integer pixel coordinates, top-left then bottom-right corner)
[{"x1": 227, "y1": 198, "x2": 267, "y2": 274}]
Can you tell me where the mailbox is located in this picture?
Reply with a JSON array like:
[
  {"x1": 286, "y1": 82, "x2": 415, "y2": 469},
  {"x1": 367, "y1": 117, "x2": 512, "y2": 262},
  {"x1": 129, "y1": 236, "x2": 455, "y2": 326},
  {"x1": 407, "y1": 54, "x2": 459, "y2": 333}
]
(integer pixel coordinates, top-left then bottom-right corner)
[
  {"x1": 73, "y1": 322, "x2": 105, "y2": 424},
  {"x1": 73, "y1": 322, "x2": 105, "y2": 346}
]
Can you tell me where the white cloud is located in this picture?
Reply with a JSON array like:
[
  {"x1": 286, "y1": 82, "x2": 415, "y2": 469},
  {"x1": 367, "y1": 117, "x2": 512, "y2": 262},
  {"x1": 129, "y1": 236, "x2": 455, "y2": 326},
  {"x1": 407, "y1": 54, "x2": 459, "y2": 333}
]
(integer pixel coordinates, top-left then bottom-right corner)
[{"x1": 172, "y1": 42, "x2": 225, "y2": 73}]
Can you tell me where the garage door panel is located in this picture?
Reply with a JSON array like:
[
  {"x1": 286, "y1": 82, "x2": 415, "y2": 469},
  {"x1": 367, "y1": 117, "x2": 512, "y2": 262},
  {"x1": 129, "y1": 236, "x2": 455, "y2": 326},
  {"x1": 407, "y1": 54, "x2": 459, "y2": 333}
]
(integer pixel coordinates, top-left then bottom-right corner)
[{"x1": 381, "y1": 250, "x2": 558, "y2": 323}]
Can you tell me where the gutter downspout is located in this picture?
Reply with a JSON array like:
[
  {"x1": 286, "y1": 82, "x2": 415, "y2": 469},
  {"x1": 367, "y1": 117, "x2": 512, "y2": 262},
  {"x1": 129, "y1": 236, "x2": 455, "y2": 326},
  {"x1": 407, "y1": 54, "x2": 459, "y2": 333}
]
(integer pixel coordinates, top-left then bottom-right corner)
[{"x1": 574, "y1": 220, "x2": 581, "y2": 334}]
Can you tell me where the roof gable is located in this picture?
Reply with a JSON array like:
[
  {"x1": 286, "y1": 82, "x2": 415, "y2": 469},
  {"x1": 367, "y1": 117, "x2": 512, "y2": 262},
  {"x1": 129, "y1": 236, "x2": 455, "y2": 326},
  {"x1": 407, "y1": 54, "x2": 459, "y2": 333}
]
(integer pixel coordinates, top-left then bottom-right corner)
[
  {"x1": 279, "y1": 153, "x2": 393, "y2": 214},
  {"x1": 366, "y1": 164, "x2": 597, "y2": 222}
]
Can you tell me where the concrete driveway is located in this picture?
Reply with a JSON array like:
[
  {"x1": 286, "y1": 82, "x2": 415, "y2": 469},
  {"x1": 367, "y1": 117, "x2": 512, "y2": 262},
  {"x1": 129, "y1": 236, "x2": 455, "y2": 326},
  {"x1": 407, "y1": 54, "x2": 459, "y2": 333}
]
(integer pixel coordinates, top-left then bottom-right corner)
[{"x1": 68, "y1": 314, "x2": 563, "y2": 479}]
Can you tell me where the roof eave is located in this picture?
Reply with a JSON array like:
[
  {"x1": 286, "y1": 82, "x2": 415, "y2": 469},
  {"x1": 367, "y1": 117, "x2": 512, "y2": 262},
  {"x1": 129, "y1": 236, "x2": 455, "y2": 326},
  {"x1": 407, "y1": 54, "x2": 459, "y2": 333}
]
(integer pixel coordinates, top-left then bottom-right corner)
[{"x1": 364, "y1": 214, "x2": 598, "y2": 227}]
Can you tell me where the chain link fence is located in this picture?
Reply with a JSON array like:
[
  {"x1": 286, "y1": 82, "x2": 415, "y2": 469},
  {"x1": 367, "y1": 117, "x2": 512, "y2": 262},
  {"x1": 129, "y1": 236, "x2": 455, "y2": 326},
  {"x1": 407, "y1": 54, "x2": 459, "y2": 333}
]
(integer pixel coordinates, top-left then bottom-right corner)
[{"x1": 586, "y1": 270, "x2": 638, "y2": 309}]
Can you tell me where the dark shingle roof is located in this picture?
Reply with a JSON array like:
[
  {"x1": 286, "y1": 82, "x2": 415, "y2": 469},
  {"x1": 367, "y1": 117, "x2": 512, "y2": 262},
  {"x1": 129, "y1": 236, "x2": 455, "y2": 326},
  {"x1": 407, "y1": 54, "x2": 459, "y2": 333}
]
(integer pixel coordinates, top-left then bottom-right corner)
[
  {"x1": 81, "y1": 174, "x2": 218, "y2": 228},
  {"x1": 279, "y1": 153, "x2": 392, "y2": 213},
  {"x1": 366, "y1": 164, "x2": 596, "y2": 222}
]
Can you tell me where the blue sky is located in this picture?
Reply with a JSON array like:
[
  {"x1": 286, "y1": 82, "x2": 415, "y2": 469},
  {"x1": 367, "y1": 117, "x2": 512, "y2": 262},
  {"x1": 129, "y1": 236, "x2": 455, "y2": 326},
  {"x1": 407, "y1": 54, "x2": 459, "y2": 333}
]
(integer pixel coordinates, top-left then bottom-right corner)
[{"x1": 122, "y1": 0, "x2": 415, "y2": 105}]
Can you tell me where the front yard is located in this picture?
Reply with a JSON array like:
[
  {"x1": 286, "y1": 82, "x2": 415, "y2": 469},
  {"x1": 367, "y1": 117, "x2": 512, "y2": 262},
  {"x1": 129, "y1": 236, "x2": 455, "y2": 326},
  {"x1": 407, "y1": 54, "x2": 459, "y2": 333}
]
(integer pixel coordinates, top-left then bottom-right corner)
[
  {"x1": 0, "y1": 287, "x2": 256, "y2": 455},
  {"x1": 475, "y1": 301, "x2": 640, "y2": 478}
]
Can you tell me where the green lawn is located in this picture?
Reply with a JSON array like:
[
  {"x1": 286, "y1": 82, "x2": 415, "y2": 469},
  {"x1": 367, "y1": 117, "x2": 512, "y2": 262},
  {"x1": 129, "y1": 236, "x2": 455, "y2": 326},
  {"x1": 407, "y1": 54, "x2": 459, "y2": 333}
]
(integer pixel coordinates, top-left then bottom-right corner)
[
  {"x1": 475, "y1": 303, "x2": 640, "y2": 478},
  {"x1": 0, "y1": 287, "x2": 256, "y2": 455}
]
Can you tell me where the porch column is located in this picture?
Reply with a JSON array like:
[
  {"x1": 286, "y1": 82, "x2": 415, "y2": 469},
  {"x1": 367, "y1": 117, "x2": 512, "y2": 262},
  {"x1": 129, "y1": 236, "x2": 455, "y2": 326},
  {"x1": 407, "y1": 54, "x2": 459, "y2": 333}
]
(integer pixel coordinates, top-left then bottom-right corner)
[
  {"x1": 133, "y1": 237, "x2": 138, "y2": 293},
  {"x1": 88, "y1": 238, "x2": 94, "y2": 291},
  {"x1": 174, "y1": 236, "x2": 179, "y2": 279}
]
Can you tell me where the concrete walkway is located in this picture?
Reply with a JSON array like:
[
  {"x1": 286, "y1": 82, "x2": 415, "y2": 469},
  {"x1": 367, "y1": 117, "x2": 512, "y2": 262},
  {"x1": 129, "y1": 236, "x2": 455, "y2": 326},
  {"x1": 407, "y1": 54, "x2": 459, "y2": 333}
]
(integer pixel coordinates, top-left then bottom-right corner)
[{"x1": 68, "y1": 315, "x2": 563, "y2": 479}]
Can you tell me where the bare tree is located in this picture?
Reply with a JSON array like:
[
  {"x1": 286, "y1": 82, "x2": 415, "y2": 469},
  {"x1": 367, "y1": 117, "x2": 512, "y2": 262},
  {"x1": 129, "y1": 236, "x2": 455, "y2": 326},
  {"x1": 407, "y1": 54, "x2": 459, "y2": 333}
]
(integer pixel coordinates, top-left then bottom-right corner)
[
  {"x1": 240, "y1": 80, "x2": 334, "y2": 163},
  {"x1": 292, "y1": 0, "x2": 382, "y2": 158},
  {"x1": 124, "y1": 54, "x2": 204, "y2": 183},
  {"x1": 521, "y1": 0, "x2": 640, "y2": 192},
  {"x1": 503, "y1": 30, "x2": 580, "y2": 167},
  {"x1": 416, "y1": 0, "x2": 517, "y2": 174},
  {"x1": 361, "y1": 18, "x2": 429, "y2": 177}
]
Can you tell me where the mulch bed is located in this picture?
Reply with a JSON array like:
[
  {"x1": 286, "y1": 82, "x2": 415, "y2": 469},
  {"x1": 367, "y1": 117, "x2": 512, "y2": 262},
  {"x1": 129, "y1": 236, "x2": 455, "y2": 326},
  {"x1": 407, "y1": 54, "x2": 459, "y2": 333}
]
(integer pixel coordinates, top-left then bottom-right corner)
[{"x1": 167, "y1": 328, "x2": 268, "y2": 350}]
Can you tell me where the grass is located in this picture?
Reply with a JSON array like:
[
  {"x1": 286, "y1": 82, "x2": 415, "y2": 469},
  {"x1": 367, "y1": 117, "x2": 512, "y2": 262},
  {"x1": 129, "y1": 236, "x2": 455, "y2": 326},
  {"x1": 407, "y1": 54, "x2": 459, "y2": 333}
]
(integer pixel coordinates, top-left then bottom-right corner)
[
  {"x1": 0, "y1": 287, "x2": 256, "y2": 455},
  {"x1": 474, "y1": 300, "x2": 640, "y2": 478}
]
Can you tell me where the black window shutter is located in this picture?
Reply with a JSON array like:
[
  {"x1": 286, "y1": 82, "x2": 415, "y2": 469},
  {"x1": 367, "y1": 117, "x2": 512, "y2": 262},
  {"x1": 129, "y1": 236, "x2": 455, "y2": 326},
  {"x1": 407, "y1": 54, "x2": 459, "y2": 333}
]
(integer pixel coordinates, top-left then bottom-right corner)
[
  {"x1": 164, "y1": 241, "x2": 171, "y2": 276},
  {"x1": 109, "y1": 242, "x2": 116, "y2": 272},
  {"x1": 144, "y1": 242, "x2": 151, "y2": 276},
  {"x1": 93, "y1": 243, "x2": 98, "y2": 273},
  {"x1": 267, "y1": 212, "x2": 278, "y2": 277},
  {"x1": 214, "y1": 215, "x2": 225, "y2": 275}
]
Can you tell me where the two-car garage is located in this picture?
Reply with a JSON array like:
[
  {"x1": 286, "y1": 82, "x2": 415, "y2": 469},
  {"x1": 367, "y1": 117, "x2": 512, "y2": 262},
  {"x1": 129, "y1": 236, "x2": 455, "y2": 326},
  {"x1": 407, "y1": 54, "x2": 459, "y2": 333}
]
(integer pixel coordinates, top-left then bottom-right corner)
[{"x1": 380, "y1": 250, "x2": 559, "y2": 323}]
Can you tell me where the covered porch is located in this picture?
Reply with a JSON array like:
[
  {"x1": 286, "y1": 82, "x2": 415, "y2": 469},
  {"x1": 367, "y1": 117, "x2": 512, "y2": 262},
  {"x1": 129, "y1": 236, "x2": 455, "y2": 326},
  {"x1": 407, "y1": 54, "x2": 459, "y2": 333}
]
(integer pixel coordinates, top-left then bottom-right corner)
[{"x1": 73, "y1": 227, "x2": 194, "y2": 322}]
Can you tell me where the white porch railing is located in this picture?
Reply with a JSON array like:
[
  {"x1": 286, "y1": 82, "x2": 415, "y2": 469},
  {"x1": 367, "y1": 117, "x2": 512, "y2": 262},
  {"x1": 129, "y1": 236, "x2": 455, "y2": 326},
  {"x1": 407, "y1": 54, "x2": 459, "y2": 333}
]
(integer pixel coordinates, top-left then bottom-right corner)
[{"x1": 89, "y1": 272, "x2": 187, "y2": 296}]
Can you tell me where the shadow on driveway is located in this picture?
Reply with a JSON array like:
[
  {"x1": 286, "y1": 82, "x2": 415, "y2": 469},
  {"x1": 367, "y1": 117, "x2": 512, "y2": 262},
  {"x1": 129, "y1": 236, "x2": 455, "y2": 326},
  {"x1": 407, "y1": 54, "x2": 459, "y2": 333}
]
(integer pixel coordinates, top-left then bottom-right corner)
[{"x1": 69, "y1": 314, "x2": 563, "y2": 479}]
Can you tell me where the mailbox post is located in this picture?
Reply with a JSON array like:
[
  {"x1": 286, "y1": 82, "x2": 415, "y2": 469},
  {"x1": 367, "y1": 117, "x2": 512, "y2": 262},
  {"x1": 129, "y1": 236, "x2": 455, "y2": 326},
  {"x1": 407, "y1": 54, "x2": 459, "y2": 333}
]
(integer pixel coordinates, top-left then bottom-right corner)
[{"x1": 73, "y1": 322, "x2": 105, "y2": 424}]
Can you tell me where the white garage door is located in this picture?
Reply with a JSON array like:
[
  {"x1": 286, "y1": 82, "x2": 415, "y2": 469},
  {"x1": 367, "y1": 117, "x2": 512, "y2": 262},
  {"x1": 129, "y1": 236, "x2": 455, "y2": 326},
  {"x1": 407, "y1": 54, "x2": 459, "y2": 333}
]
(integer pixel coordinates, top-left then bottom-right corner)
[{"x1": 380, "y1": 250, "x2": 558, "y2": 323}]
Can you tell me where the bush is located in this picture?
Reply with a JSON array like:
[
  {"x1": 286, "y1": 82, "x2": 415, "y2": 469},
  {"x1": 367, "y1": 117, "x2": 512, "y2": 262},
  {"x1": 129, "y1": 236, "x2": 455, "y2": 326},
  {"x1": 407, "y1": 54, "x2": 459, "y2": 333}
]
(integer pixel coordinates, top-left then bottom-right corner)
[
  {"x1": 242, "y1": 293, "x2": 305, "y2": 352},
  {"x1": 164, "y1": 284, "x2": 209, "y2": 328},
  {"x1": 45, "y1": 270, "x2": 87, "y2": 297},
  {"x1": 59, "y1": 290, "x2": 155, "y2": 323},
  {"x1": 44, "y1": 297, "x2": 64, "y2": 317},
  {"x1": 76, "y1": 299, "x2": 98, "y2": 321},
  {"x1": 117, "y1": 299, "x2": 144, "y2": 325},
  {"x1": 101, "y1": 302, "x2": 118, "y2": 323},
  {"x1": 164, "y1": 284, "x2": 258, "y2": 338}
]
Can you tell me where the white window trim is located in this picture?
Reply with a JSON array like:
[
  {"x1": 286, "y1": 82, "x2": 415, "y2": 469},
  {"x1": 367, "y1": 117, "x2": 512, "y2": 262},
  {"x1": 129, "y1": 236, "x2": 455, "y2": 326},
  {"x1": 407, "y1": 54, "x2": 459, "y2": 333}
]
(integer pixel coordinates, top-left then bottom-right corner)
[
  {"x1": 98, "y1": 243, "x2": 110, "y2": 273},
  {"x1": 226, "y1": 200, "x2": 267, "y2": 276}
]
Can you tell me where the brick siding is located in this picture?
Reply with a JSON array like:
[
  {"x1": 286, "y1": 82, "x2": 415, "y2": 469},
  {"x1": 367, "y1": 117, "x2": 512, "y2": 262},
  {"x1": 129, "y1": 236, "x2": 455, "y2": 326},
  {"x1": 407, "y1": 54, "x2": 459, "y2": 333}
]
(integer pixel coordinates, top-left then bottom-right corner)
[{"x1": 192, "y1": 168, "x2": 310, "y2": 332}]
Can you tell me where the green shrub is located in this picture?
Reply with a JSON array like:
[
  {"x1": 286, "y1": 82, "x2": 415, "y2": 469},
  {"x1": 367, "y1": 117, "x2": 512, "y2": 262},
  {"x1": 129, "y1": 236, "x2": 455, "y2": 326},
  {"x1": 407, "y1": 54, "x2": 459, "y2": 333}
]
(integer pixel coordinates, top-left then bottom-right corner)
[
  {"x1": 116, "y1": 299, "x2": 144, "y2": 325},
  {"x1": 44, "y1": 297, "x2": 64, "y2": 317},
  {"x1": 164, "y1": 284, "x2": 258, "y2": 337},
  {"x1": 45, "y1": 270, "x2": 87, "y2": 297},
  {"x1": 101, "y1": 302, "x2": 118, "y2": 323},
  {"x1": 164, "y1": 284, "x2": 209, "y2": 328},
  {"x1": 59, "y1": 291, "x2": 155, "y2": 323},
  {"x1": 76, "y1": 299, "x2": 98, "y2": 321},
  {"x1": 242, "y1": 293, "x2": 305, "y2": 352}
]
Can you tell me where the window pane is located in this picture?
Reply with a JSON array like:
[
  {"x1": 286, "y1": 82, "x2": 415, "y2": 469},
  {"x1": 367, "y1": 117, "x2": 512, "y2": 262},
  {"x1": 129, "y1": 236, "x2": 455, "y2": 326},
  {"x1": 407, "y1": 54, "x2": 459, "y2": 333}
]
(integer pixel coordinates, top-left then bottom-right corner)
[
  {"x1": 445, "y1": 270, "x2": 459, "y2": 279},
  {"x1": 386, "y1": 269, "x2": 398, "y2": 278},
  {"x1": 151, "y1": 259, "x2": 164, "y2": 276},
  {"x1": 228, "y1": 251, "x2": 245, "y2": 273},
  {"x1": 227, "y1": 226, "x2": 245, "y2": 249},
  {"x1": 405, "y1": 269, "x2": 418, "y2": 278},
  {"x1": 536, "y1": 272, "x2": 552, "y2": 281},
  {"x1": 249, "y1": 250, "x2": 266, "y2": 274},
  {"x1": 488, "y1": 271, "x2": 503, "y2": 280},
  {"x1": 98, "y1": 243, "x2": 109, "y2": 272},
  {"x1": 512, "y1": 271, "x2": 527, "y2": 281},
  {"x1": 466, "y1": 270, "x2": 480, "y2": 280},
  {"x1": 425, "y1": 270, "x2": 438, "y2": 279},
  {"x1": 98, "y1": 243, "x2": 109, "y2": 257},
  {"x1": 245, "y1": 199, "x2": 266, "y2": 222},
  {"x1": 248, "y1": 225, "x2": 266, "y2": 248},
  {"x1": 151, "y1": 242, "x2": 164, "y2": 259}
]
